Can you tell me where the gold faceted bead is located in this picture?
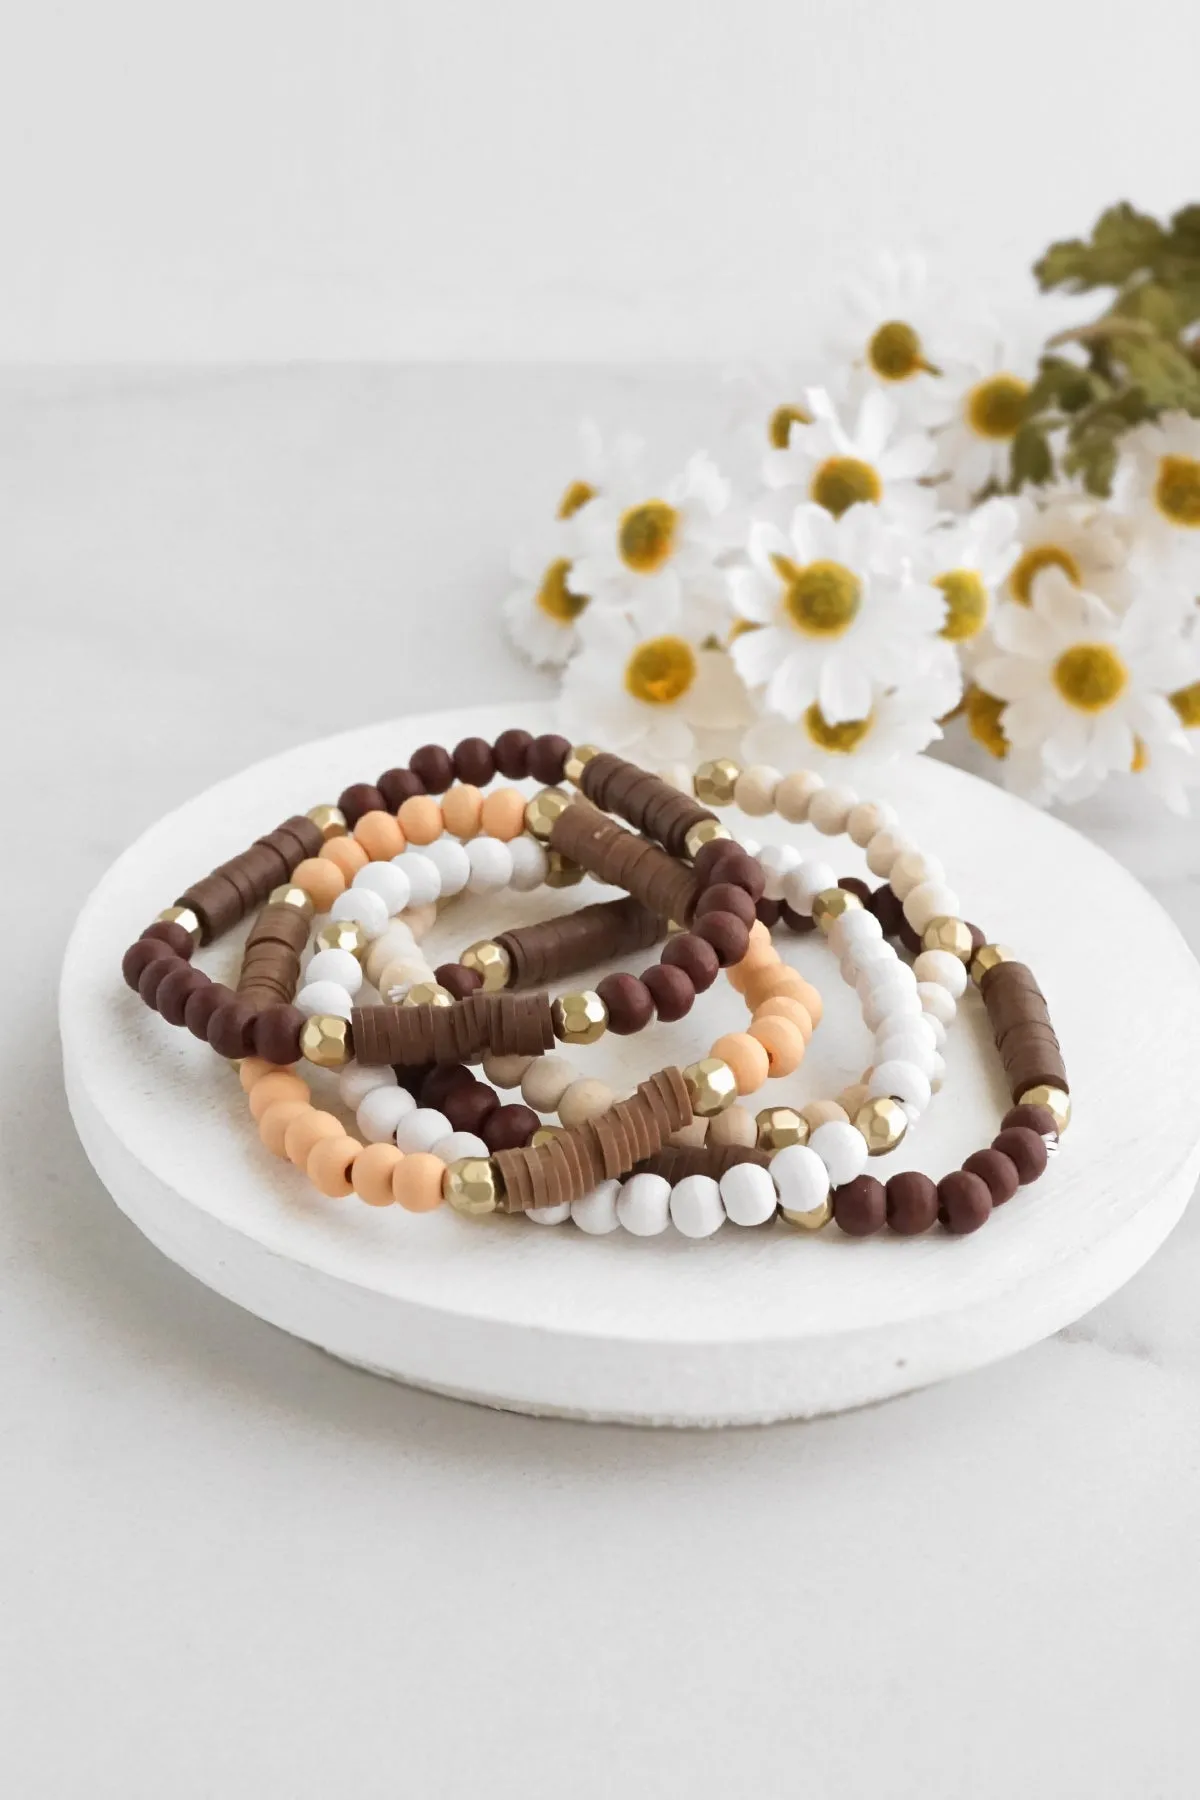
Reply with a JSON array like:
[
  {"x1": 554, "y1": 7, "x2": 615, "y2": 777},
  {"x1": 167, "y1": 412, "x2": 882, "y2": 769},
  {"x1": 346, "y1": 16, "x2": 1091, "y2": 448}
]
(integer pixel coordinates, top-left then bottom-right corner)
[
  {"x1": 545, "y1": 849, "x2": 585, "y2": 888},
  {"x1": 315, "y1": 917, "x2": 370, "y2": 960},
  {"x1": 403, "y1": 982, "x2": 456, "y2": 1009},
  {"x1": 156, "y1": 905, "x2": 202, "y2": 947},
  {"x1": 530, "y1": 1125, "x2": 564, "y2": 1149},
  {"x1": 462, "y1": 939, "x2": 512, "y2": 992},
  {"x1": 693, "y1": 757, "x2": 742, "y2": 808},
  {"x1": 854, "y1": 1096, "x2": 909, "y2": 1155},
  {"x1": 812, "y1": 887, "x2": 865, "y2": 934},
  {"x1": 564, "y1": 743, "x2": 601, "y2": 787},
  {"x1": 755, "y1": 1105, "x2": 810, "y2": 1153},
  {"x1": 299, "y1": 1013, "x2": 353, "y2": 1069},
  {"x1": 922, "y1": 915, "x2": 975, "y2": 963},
  {"x1": 780, "y1": 1193, "x2": 833, "y2": 1232},
  {"x1": 268, "y1": 883, "x2": 315, "y2": 919},
  {"x1": 443, "y1": 1156, "x2": 502, "y2": 1217},
  {"x1": 1018, "y1": 1084, "x2": 1071, "y2": 1133},
  {"x1": 525, "y1": 786, "x2": 572, "y2": 840},
  {"x1": 683, "y1": 1057, "x2": 738, "y2": 1117},
  {"x1": 684, "y1": 818, "x2": 732, "y2": 860},
  {"x1": 306, "y1": 803, "x2": 348, "y2": 841},
  {"x1": 970, "y1": 942, "x2": 1017, "y2": 986},
  {"x1": 551, "y1": 989, "x2": 609, "y2": 1045}
]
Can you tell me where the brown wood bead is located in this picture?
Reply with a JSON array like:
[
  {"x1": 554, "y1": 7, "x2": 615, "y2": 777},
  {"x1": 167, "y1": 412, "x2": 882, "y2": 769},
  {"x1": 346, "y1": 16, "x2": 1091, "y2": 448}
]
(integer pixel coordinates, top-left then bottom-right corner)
[
  {"x1": 898, "y1": 918, "x2": 922, "y2": 954},
  {"x1": 694, "y1": 882, "x2": 757, "y2": 929},
  {"x1": 140, "y1": 920, "x2": 196, "y2": 959},
  {"x1": 691, "y1": 838, "x2": 736, "y2": 887},
  {"x1": 693, "y1": 911, "x2": 750, "y2": 968},
  {"x1": 660, "y1": 932, "x2": 719, "y2": 992},
  {"x1": 377, "y1": 767, "x2": 425, "y2": 809},
  {"x1": 868, "y1": 883, "x2": 906, "y2": 937},
  {"x1": 337, "y1": 782, "x2": 385, "y2": 827},
  {"x1": 937, "y1": 1170, "x2": 992, "y2": 1235},
  {"x1": 482, "y1": 1104, "x2": 540, "y2": 1153},
  {"x1": 834, "y1": 1175, "x2": 887, "y2": 1236},
  {"x1": 206, "y1": 998, "x2": 259, "y2": 1060},
  {"x1": 155, "y1": 962, "x2": 206, "y2": 1027},
  {"x1": 492, "y1": 728, "x2": 533, "y2": 779},
  {"x1": 702, "y1": 847, "x2": 764, "y2": 903},
  {"x1": 137, "y1": 954, "x2": 180, "y2": 1010},
  {"x1": 642, "y1": 963, "x2": 695, "y2": 1022},
  {"x1": 838, "y1": 876, "x2": 872, "y2": 906},
  {"x1": 528, "y1": 733, "x2": 571, "y2": 784},
  {"x1": 183, "y1": 978, "x2": 225, "y2": 1040},
  {"x1": 596, "y1": 972, "x2": 655, "y2": 1035},
  {"x1": 408, "y1": 745, "x2": 455, "y2": 793},
  {"x1": 452, "y1": 736, "x2": 496, "y2": 786},
  {"x1": 962, "y1": 1147, "x2": 1020, "y2": 1206},
  {"x1": 780, "y1": 902, "x2": 817, "y2": 936},
  {"x1": 123, "y1": 938, "x2": 175, "y2": 990},
  {"x1": 885, "y1": 1170, "x2": 939, "y2": 1235},
  {"x1": 252, "y1": 1005, "x2": 304, "y2": 1065},
  {"x1": 1001, "y1": 1103, "x2": 1059, "y2": 1139},
  {"x1": 435, "y1": 962, "x2": 483, "y2": 1000},
  {"x1": 756, "y1": 898, "x2": 781, "y2": 927},
  {"x1": 992, "y1": 1126, "x2": 1048, "y2": 1183},
  {"x1": 419, "y1": 1063, "x2": 478, "y2": 1109},
  {"x1": 444, "y1": 1082, "x2": 499, "y2": 1134}
]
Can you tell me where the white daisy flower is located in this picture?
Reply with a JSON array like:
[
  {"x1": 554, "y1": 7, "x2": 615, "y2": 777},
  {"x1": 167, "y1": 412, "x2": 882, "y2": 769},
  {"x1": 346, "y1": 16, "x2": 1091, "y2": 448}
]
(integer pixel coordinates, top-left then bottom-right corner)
[
  {"x1": 975, "y1": 567, "x2": 1198, "y2": 799},
  {"x1": 722, "y1": 359, "x2": 850, "y2": 481},
  {"x1": 729, "y1": 502, "x2": 947, "y2": 724},
  {"x1": 917, "y1": 496, "x2": 1021, "y2": 654},
  {"x1": 1112, "y1": 412, "x2": 1200, "y2": 575},
  {"x1": 933, "y1": 318, "x2": 1043, "y2": 504},
  {"x1": 502, "y1": 516, "x2": 592, "y2": 669},
  {"x1": 826, "y1": 252, "x2": 955, "y2": 425},
  {"x1": 567, "y1": 451, "x2": 734, "y2": 636},
  {"x1": 555, "y1": 416, "x2": 647, "y2": 520},
  {"x1": 763, "y1": 387, "x2": 939, "y2": 528},
  {"x1": 741, "y1": 668, "x2": 961, "y2": 776},
  {"x1": 1003, "y1": 486, "x2": 1132, "y2": 612},
  {"x1": 558, "y1": 609, "x2": 751, "y2": 764}
]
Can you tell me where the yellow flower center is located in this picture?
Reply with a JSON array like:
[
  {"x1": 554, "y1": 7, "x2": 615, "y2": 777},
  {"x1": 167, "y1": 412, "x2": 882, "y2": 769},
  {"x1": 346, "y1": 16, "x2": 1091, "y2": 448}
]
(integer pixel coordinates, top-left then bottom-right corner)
[
  {"x1": 1131, "y1": 736, "x2": 1149, "y2": 773},
  {"x1": 966, "y1": 374, "x2": 1029, "y2": 442},
  {"x1": 867, "y1": 320, "x2": 928, "y2": 382},
  {"x1": 934, "y1": 569, "x2": 989, "y2": 641},
  {"x1": 1170, "y1": 680, "x2": 1200, "y2": 727},
  {"x1": 775, "y1": 556, "x2": 861, "y2": 636},
  {"x1": 1052, "y1": 643, "x2": 1127, "y2": 712},
  {"x1": 803, "y1": 703, "x2": 873, "y2": 753},
  {"x1": 727, "y1": 617, "x2": 762, "y2": 643},
  {"x1": 624, "y1": 635, "x2": 697, "y2": 706},
  {"x1": 1154, "y1": 455, "x2": 1200, "y2": 528},
  {"x1": 557, "y1": 479, "x2": 596, "y2": 519},
  {"x1": 966, "y1": 685, "x2": 1008, "y2": 759},
  {"x1": 536, "y1": 558, "x2": 588, "y2": 624},
  {"x1": 769, "y1": 403, "x2": 811, "y2": 449},
  {"x1": 810, "y1": 456, "x2": 883, "y2": 518},
  {"x1": 618, "y1": 501, "x2": 679, "y2": 573},
  {"x1": 1009, "y1": 543, "x2": 1082, "y2": 606}
]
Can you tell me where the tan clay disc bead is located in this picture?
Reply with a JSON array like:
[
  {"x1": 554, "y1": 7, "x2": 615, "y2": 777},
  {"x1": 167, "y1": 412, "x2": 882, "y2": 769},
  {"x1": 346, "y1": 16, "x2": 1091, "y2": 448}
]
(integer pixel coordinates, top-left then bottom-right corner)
[
  {"x1": 292, "y1": 857, "x2": 347, "y2": 911},
  {"x1": 711, "y1": 1032, "x2": 771, "y2": 1097},
  {"x1": 351, "y1": 1142, "x2": 403, "y2": 1207},
  {"x1": 392, "y1": 1151, "x2": 447, "y2": 1212},
  {"x1": 248, "y1": 1070, "x2": 311, "y2": 1120},
  {"x1": 354, "y1": 810, "x2": 406, "y2": 860},
  {"x1": 258, "y1": 1099, "x2": 313, "y2": 1158},
  {"x1": 397, "y1": 795, "x2": 444, "y2": 845},
  {"x1": 748, "y1": 1014, "x2": 807, "y2": 1077},
  {"x1": 319, "y1": 836, "x2": 369, "y2": 879},
  {"x1": 307, "y1": 1134, "x2": 361, "y2": 1198},
  {"x1": 558, "y1": 1078, "x2": 617, "y2": 1128},
  {"x1": 479, "y1": 787, "x2": 528, "y2": 841},
  {"x1": 441, "y1": 784, "x2": 483, "y2": 839},
  {"x1": 801, "y1": 1099, "x2": 849, "y2": 1130},
  {"x1": 284, "y1": 1108, "x2": 346, "y2": 1169},
  {"x1": 754, "y1": 994, "x2": 815, "y2": 1041},
  {"x1": 707, "y1": 1103, "x2": 758, "y2": 1148}
]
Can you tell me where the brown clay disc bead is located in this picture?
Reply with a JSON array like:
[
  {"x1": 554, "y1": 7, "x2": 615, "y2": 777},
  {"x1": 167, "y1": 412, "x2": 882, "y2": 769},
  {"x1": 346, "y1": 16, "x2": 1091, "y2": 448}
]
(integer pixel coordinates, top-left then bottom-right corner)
[
  {"x1": 991, "y1": 1126, "x2": 1048, "y2": 1184},
  {"x1": 693, "y1": 911, "x2": 751, "y2": 968},
  {"x1": 756, "y1": 898, "x2": 781, "y2": 928},
  {"x1": 694, "y1": 882, "x2": 757, "y2": 929},
  {"x1": 408, "y1": 744, "x2": 455, "y2": 793},
  {"x1": 434, "y1": 961, "x2": 483, "y2": 1000},
  {"x1": 780, "y1": 902, "x2": 817, "y2": 936},
  {"x1": 704, "y1": 847, "x2": 765, "y2": 903},
  {"x1": 452, "y1": 736, "x2": 496, "y2": 786},
  {"x1": 378, "y1": 767, "x2": 425, "y2": 809},
  {"x1": 660, "y1": 932, "x2": 719, "y2": 993},
  {"x1": 337, "y1": 782, "x2": 386, "y2": 827},
  {"x1": 834, "y1": 1174, "x2": 887, "y2": 1237},
  {"x1": 420, "y1": 1063, "x2": 478, "y2": 1110},
  {"x1": 885, "y1": 1170, "x2": 939, "y2": 1236},
  {"x1": 183, "y1": 977, "x2": 226, "y2": 1040},
  {"x1": 207, "y1": 998, "x2": 259, "y2": 1060},
  {"x1": 492, "y1": 728, "x2": 533, "y2": 779},
  {"x1": 937, "y1": 1170, "x2": 993, "y2": 1235},
  {"x1": 140, "y1": 920, "x2": 196, "y2": 959},
  {"x1": 528, "y1": 733, "x2": 571, "y2": 785},
  {"x1": 867, "y1": 884, "x2": 906, "y2": 938},
  {"x1": 838, "y1": 876, "x2": 872, "y2": 906},
  {"x1": 1001, "y1": 1102, "x2": 1059, "y2": 1139},
  {"x1": 123, "y1": 937, "x2": 176, "y2": 991},
  {"x1": 137, "y1": 953, "x2": 181, "y2": 1010},
  {"x1": 155, "y1": 961, "x2": 205, "y2": 1027},
  {"x1": 642, "y1": 963, "x2": 696, "y2": 1023},
  {"x1": 962, "y1": 1147, "x2": 1020, "y2": 1206},
  {"x1": 254, "y1": 1004, "x2": 305, "y2": 1066},
  {"x1": 482, "y1": 1103, "x2": 540, "y2": 1153},
  {"x1": 443, "y1": 1081, "x2": 499, "y2": 1134},
  {"x1": 596, "y1": 972, "x2": 655, "y2": 1036}
]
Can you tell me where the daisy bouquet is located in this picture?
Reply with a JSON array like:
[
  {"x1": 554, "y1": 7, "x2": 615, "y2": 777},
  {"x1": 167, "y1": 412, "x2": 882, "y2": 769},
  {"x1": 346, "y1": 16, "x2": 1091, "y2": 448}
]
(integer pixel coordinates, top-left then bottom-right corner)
[{"x1": 503, "y1": 203, "x2": 1200, "y2": 812}]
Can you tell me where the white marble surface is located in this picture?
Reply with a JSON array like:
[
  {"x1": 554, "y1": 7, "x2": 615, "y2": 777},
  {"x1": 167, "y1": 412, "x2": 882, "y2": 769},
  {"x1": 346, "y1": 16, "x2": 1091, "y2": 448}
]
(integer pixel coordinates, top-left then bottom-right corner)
[{"x1": 4, "y1": 367, "x2": 1200, "y2": 1795}]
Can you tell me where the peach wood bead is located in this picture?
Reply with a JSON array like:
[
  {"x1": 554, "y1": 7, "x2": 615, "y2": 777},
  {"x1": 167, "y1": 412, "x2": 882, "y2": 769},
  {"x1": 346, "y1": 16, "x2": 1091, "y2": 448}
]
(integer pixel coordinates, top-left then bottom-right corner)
[
  {"x1": 442, "y1": 783, "x2": 483, "y2": 839},
  {"x1": 754, "y1": 994, "x2": 814, "y2": 1041},
  {"x1": 307, "y1": 1134, "x2": 361, "y2": 1199},
  {"x1": 284, "y1": 1108, "x2": 345, "y2": 1169},
  {"x1": 748, "y1": 1013, "x2": 807, "y2": 1076},
  {"x1": 353, "y1": 809, "x2": 406, "y2": 860},
  {"x1": 743, "y1": 964, "x2": 810, "y2": 1009},
  {"x1": 258, "y1": 1099, "x2": 312, "y2": 1158},
  {"x1": 397, "y1": 795, "x2": 444, "y2": 845},
  {"x1": 479, "y1": 786, "x2": 528, "y2": 841},
  {"x1": 319, "y1": 836, "x2": 369, "y2": 878},
  {"x1": 248, "y1": 1071, "x2": 311, "y2": 1120},
  {"x1": 801, "y1": 1099, "x2": 848, "y2": 1130},
  {"x1": 292, "y1": 856, "x2": 347, "y2": 911},
  {"x1": 351, "y1": 1142, "x2": 404, "y2": 1207},
  {"x1": 392, "y1": 1151, "x2": 447, "y2": 1212},
  {"x1": 710, "y1": 1031, "x2": 771, "y2": 1097},
  {"x1": 239, "y1": 1057, "x2": 289, "y2": 1092},
  {"x1": 791, "y1": 976, "x2": 823, "y2": 1026}
]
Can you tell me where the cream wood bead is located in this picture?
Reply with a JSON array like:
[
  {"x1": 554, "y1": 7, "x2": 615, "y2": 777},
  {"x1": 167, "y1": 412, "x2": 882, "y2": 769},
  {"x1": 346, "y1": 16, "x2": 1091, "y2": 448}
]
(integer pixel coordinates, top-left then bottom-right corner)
[
  {"x1": 571, "y1": 1179, "x2": 622, "y2": 1235},
  {"x1": 295, "y1": 980, "x2": 354, "y2": 1021},
  {"x1": 393, "y1": 1107, "x2": 453, "y2": 1154},
  {"x1": 527, "y1": 1202, "x2": 572, "y2": 1225},
  {"x1": 329, "y1": 886, "x2": 389, "y2": 938},
  {"x1": 507, "y1": 836, "x2": 550, "y2": 891},
  {"x1": 363, "y1": 921, "x2": 418, "y2": 987},
  {"x1": 417, "y1": 836, "x2": 471, "y2": 896},
  {"x1": 481, "y1": 1052, "x2": 534, "y2": 1089},
  {"x1": 809, "y1": 1120, "x2": 869, "y2": 1187},
  {"x1": 837, "y1": 1083, "x2": 871, "y2": 1119},
  {"x1": 558, "y1": 1078, "x2": 616, "y2": 1129},
  {"x1": 352, "y1": 861, "x2": 411, "y2": 914},
  {"x1": 782, "y1": 858, "x2": 837, "y2": 916},
  {"x1": 912, "y1": 948, "x2": 969, "y2": 997},
  {"x1": 769, "y1": 1143, "x2": 830, "y2": 1221},
  {"x1": 917, "y1": 982, "x2": 957, "y2": 1027},
  {"x1": 303, "y1": 946, "x2": 364, "y2": 995},
  {"x1": 390, "y1": 850, "x2": 441, "y2": 907},
  {"x1": 616, "y1": 1173, "x2": 672, "y2": 1236},
  {"x1": 377, "y1": 958, "x2": 434, "y2": 1001},
  {"x1": 846, "y1": 798, "x2": 898, "y2": 848},
  {"x1": 465, "y1": 835, "x2": 514, "y2": 894},
  {"x1": 758, "y1": 842, "x2": 801, "y2": 900},
  {"x1": 923, "y1": 1011, "x2": 948, "y2": 1049},
  {"x1": 719, "y1": 1162, "x2": 778, "y2": 1227},
  {"x1": 707, "y1": 1104, "x2": 758, "y2": 1149},
  {"x1": 867, "y1": 1059, "x2": 932, "y2": 1114},
  {"x1": 774, "y1": 769, "x2": 824, "y2": 822},
  {"x1": 889, "y1": 850, "x2": 946, "y2": 902},
  {"x1": 431, "y1": 1131, "x2": 490, "y2": 1164},
  {"x1": 520, "y1": 1055, "x2": 578, "y2": 1112},
  {"x1": 733, "y1": 765, "x2": 781, "y2": 816},
  {"x1": 808, "y1": 784, "x2": 858, "y2": 835},
  {"x1": 670, "y1": 1119, "x2": 709, "y2": 1150},
  {"x1": 903, "y1": 881, "x2": 961, "y2": 935},
  {"x1": 670, "y1": 1174, "x2": 727, "y2": 1238},
  {"x1": 865, "y1": 829, "x2": 913, "y2": 878},
  {"x1": 356, "y1": 1085, "x2": 418, "y2": 1143},
  {"x1": 338, "y1": 1062, "x2": 398, "y2": 1110},
  {"x1": 800, "y1": 1099, "x2": 848, "y2": 1130}
]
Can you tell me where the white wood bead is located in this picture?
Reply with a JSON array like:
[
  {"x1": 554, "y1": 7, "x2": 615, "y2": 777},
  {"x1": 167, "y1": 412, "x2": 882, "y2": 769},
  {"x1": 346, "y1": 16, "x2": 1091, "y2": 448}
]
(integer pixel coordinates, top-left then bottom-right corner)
[
  {"x1": 774, "y1": 769, "x2": 824, "y2": 822},
  {"x1": 828, "y1": 907, "x2": 882, "y2": 956},
  {"x1": 558, "y1": 1078, "x2": 616, "y2": 1129},
  {"x1": 295, "y1": 980, "x2": 354, "y2": 1020},
  {"x1": 874, "y1": 1029, "x2": 937, "y2": 1076},
  {"x1": 481, "y1": 1053, "x2": 534, "y2": 1089},
  {"x1": 520, "y1": 1055, "x2": 578, "y2": 1112},
  {"x1": 809, "y1": 1120, "x2": 869, "y2": 1188},
  {"x1": 391, "y1": 851, "x2": 441, "y2": 907},
  {"x1": 734, "y1": 764, "x2": 781, "y2": 817},
  {"x1": 782, "y1": 858, "x2": 837, "y2": 916},
  {"x1": 864, "y1": 988, "x2": 924, "y2": 1032},
  {"x1": 303, "y1": 946, "x2": 364, "y2": 995},
  {"x1": 855, "y1": 956, "x2": 914, "y2": 998},
  {"x1": 431, "y1": 1131, "x2": 490, "y2": 1163},
  {"x1": 850, "y1": 939, "x2": 898, "y2": 979},
  {"x1": 865, "y1": 829, "x2": 913, "y2": 878},
  {"x1": 338, "y1": 1062, "x2": 398, "y2": 1109},
  {"x1": 356, "y1": 1085, "x2": 418, "y2": 1143},
  {"x1": 768, "y1": 1143, "x2": 830, "y2": 1217},
  {"x1": 757, "y1": 842, "x2": 801, "y2": 901},
  {"x1": 868, "y1": 1059, "x2": 932, "y2": 1114},
  {"x1": 903, "y1": 881, "x2": 961, "y2": 935},
  {"x1": 670, "y1": 1174, "x2": 726, "y2": 1238},
  {"x1": 889, "y1": 850, "x2": 946, "y2": 902},
  {"x1": 617, "y1": 1173, "x2": 672, "y2": 1236},
  {"x1": 352, "y1": 861, "x2": 411, "y2": 915},
  {"x1": 912, "y1": 949, "x2": 968, "y2": 997},
  {"x1": 507, "y1": 836, "x2": 549, "y2": 892},
  {"x1": 363, "y1": 921, "x2": 417, "y2": 987},
  {"x1": 846, "y1": 799, "x2": 898, "y2": 848},
  {"x1": 572, "y1": 1179, "x2": 622, "y2": 1235},
  {"x1": 465, "y1": 836, "x2": 514, "y2": 894},
  {"x1": 737, "y1": 836, "x2": 761, "y2": 859},
  {"x1": 917, "y1": 982, "x2": 957, "y2": 1026},
  {"x1": 929, "y1": 1051, "x2": 947, "y2": 1092},
  {"x1": 329, "y1": 886, "x2": 389, "y2": 938},
  {"x1": 417, "y1": 836, "x2": 471, "y2": 897},
  {"x1": 924, "y1": 1011, "x2": 948, "y2": 1048},
  {"x1": 526, "y1": 1203, "x2": 571, "y2": 1225},
  {"x1": 808, "y1": 784, "x2": 858, "y2": 835},
  {"x1": 719, "y1": 1162, "x2": 778, "y2": 1227},
  {"x1": 393, "y1": 1107, "x2": 453, "y2": 1154}
]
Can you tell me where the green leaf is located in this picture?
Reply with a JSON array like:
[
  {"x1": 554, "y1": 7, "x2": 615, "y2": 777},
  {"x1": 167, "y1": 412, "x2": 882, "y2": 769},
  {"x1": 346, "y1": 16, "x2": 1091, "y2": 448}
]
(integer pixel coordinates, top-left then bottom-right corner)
[
  {"x1": 1121, "y1": 338, "x2": 1200, "y2": 409},
  {"x1": 1008, "y1": 421, "x2": 1055, "y2": 489},
  {"x1": 1028, "y1": 354, "x2": 1104, "y2": 415},
  {"x1": 1035, "y1": 202, "x2": 1164, "y2": 292}
]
